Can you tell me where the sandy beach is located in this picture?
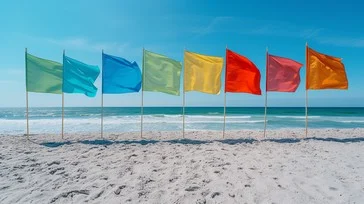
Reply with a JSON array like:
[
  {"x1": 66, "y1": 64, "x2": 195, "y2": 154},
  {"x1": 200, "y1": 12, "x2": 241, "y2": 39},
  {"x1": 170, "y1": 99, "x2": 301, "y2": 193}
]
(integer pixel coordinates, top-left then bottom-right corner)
[{"x1": 1, "y1": 129, "x2": 364, "y2": 203}]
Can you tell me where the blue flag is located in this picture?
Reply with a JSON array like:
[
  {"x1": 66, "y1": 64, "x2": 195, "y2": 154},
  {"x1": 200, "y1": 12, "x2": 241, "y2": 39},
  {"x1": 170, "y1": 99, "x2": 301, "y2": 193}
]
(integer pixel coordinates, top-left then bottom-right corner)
[
  {"x1": 63, "y1": 55, "x2": 100, "y2": 97},
  {"x1": 102, "y1": 53, "x2": 141, "y2": 94}
]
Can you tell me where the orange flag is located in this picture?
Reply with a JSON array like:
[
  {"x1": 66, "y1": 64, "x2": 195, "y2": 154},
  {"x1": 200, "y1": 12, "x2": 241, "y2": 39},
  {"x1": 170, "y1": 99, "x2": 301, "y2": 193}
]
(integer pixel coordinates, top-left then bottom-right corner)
[
  {"x1": 267, "y1": 54, "x2": 303, "y2": 92},
  {"x1": 225, "y1": 49, "x2": 261, "y2": 95},
  {"x1": 306, "y1": 47, "x2": 348, "y2": 90}
]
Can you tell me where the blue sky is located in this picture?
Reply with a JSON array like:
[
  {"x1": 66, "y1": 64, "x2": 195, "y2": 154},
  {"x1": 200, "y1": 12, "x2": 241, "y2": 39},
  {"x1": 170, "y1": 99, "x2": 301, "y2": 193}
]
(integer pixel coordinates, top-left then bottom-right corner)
[{"x1": 0, "y1": 0, "x2": 363, "y2": 107}]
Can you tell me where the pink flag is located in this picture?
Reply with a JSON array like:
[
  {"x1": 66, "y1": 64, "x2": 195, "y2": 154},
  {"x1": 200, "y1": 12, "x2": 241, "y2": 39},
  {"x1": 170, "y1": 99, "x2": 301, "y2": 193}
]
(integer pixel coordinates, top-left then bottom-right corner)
[{"x1": 267, "y1": 54, "x2": 303, "y2": 92}]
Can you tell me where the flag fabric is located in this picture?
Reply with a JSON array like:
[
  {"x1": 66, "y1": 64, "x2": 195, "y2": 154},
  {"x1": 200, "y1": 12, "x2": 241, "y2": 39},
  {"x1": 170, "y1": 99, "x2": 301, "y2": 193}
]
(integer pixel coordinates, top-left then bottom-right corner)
[
  {"x1": 102, "y1": 53, "x2": 141, "y2": 94},
  {"x1": 143, "y1": 50, "x2": 182, "y2": 95},
  {"x1": 184, "y1": 51, "x2": 223, "y2": 94},
  {"x1": 63, "y1": 55, "x2": 100, "y2": 97},
  {"x1": 26, "y1": 53, "x2": 63, "y2": 94},
  {"x1": 225, "y1": 49, "x2": 261, "y2": 95},
  {"x1": 306, "y1": 47, "x2": 348, "y2": 90},
  {"x1": 267, "y1": 54, "x2": 303, "y2": 92}
]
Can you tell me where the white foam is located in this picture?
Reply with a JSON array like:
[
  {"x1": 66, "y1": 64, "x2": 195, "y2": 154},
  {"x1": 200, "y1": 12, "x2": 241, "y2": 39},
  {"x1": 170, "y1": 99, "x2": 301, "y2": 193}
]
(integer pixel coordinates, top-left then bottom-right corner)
[
  {"x1": 186, "y1": 115, "x2": 251, "y2": 119},
  {"x1": 341, "y1": 120, "x2": 364, "y2": 123},
  {"x1": 275, "y1": 116, "x2": 321, "y2": 119},
  {"x1": 207, "y1": 112, "x2": 220, "y2": 114}
]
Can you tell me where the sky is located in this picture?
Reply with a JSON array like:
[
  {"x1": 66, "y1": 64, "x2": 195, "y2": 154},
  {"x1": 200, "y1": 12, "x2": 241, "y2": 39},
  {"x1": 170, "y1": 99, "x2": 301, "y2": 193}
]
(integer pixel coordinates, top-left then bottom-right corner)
[{"x1": 0, "y1": 0, "x2": 363, "y2": 107}]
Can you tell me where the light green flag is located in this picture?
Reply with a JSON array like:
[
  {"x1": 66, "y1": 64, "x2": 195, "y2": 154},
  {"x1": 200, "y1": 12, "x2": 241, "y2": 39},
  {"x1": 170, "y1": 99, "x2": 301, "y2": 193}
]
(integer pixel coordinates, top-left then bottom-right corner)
[
  {"x1": 26, "y1": 53, "x2": 63, "y2": 94},
  {"x1": 143, "y1": 50, "x2": 182, "y2": 95}
]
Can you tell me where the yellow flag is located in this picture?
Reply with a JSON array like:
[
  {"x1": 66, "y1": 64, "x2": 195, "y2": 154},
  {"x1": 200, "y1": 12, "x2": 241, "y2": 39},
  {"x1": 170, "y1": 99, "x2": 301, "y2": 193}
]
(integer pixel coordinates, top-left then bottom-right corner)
[
  {"x1": 306, "y1": 47, "x2": 348, "y2": 90},
  {"x1": 184, "y1": 51, "x2": 224, "y2": 94}
]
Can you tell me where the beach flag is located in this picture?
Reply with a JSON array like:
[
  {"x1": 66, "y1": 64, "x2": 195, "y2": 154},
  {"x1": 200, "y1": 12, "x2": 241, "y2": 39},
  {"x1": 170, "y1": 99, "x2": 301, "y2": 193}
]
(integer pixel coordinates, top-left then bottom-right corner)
[
  {"x1": 63, "y1": 55, "x2": 100, "y2": 97},
  {"x1": 184, "y1": 51, "x2": 224, "y2": 94},
  {"x1": 26, "y1": 53, "x2": 63, "y2": 94},
  {"x1": 102, "y1": 53, "x2": 141, "y2": 94},
  {"x1": 143, "y1": 50, "x2": 182, "y2": 95},
  {"x1": 306, "y1": 47, "x2": 348, "y2": 90},
  {"x1": 264, "y1": 52, "x2": 303, "y2": 138},
  {"x1": 267, "y1": 54, "x2": 303, "y2": 92},
  {"x1": 225, "y1": 49, "x2": 261, "y2": 95},
  {"x1": 304, "y1": 46, "x2": 348, "y2": 137}
]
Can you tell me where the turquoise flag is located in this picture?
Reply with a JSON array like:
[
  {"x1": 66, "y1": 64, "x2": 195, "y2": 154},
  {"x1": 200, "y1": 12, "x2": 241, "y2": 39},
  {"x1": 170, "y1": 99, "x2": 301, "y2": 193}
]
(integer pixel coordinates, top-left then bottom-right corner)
[
  {"x1": 63, "y1": 55, "x2": 100, "y2": 97},
  {"x1": 102, "y1": 53, "x2": 141, "y2": 94}
]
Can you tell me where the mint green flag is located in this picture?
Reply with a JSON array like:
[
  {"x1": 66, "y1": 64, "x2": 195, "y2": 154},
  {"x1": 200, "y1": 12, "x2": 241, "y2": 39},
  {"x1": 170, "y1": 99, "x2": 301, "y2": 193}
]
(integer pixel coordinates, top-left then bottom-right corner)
[
  {"x1": 26, "y1": 53, "x2": 63, "y2": 94},
  {"x1": 143, "y1": 50, "x2": 182, "y2": 95}
]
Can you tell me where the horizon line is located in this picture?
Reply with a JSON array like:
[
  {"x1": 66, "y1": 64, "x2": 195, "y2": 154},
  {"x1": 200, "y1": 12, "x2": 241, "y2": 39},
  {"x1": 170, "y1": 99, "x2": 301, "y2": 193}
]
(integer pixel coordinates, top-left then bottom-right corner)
[{"x1": 1, "y1": 106, "x2": 364, "y2": 108}]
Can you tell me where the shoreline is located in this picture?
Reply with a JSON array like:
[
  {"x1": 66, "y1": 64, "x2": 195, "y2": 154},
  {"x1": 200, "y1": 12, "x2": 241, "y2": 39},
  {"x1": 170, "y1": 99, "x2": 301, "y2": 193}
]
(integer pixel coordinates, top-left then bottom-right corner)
[
  {"x1": 8, "y1": 128, "x2": 364, "y2": 142},
  {"x1": 3, "y1": 107, "x2": 364, "y2": 135}
]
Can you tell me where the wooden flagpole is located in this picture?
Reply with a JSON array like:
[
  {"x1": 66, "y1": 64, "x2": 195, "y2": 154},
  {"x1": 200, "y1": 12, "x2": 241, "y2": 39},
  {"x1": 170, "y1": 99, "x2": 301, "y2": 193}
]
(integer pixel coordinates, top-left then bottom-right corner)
[
  {"x1": 305, "y1": 43, "x2": 308, "y2": 137},
  {"x1": 62, "y1": 92, "x2": 64, "y2": 139},
  {"x1": 223, "y1": 46, "x2": 227, "y2": 139},
  {"x1": 305, "y1": 89, "x2": 308, "y2": 137},
  {"x1": 25, "y1": 48, "x2": 29, "y2": 140},
  {"x1": 141, "y1": 48, "x2": 145, "y2": 139},
  {"x1": 182, "y1": 48, "x2": 186, "y2": 138},
  {"x1": 62, "y1": 50, "x2": 65, "y2": 139},
  {"x1": 264, "y1": 47, "x2": 268, "y2": 138},
  {"x1": 182, "y1": 84, "x2": 185, "y2": 138},
  {"x1": 223, "y1": 90, "x2": 226, "y2": 138},
  {"x1": 101, "y1": 50, "x2": 104, "y2": 139}
]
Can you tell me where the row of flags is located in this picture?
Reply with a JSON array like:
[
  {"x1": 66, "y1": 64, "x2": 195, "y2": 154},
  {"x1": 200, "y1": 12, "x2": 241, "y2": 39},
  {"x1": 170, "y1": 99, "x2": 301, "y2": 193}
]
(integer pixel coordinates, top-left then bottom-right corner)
[
  {"x1": 26, "y1": 53, "x2": 99, "y2": 96},
  {"x1": 25, "y1": 46, "x2": 348, "y2": 97}
]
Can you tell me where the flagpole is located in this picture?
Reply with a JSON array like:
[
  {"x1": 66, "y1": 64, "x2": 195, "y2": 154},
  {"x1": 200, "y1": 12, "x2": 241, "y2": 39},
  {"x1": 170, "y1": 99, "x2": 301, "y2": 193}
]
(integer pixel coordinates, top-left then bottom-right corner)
[
  {"x1": 183, "y1": 85, "x2": 185, "y2": 139},
  {"x1": 62, "y1": 92, "x2": 64, "y2": 139},
  {"x1": 141, "y1": 48, "x2": 145, "y2": 139},
  {"x1": 101, "y1": 50, "x2": 104, "y2": 139},
  {"x1": 264, "y1": 47, "x2": 268, "y2": 138},
  {"x1": 223, "y1": 91, "x2": 226, "y2": 138},
  {"x1": 182, "y1": 48, "x2": 186, "y2": 138},
  {"x1": 305, "y1": 43, "x2": 308, "y2": 137},
  {"x1": 62, "y1": 50, "x2": 65, "y2": 139},
  {"x1": 223, "y1": 46, "x2": 227, "y2": 139},
  {"x1": 25, "y1": 48, "x2": 29, "y2": 140},
  {"x1": 26, "y1": 92, "x2": 29, "y2": 139},
  {"x1": 305, "y1": 89, "x2": 308, "y2": 137}
]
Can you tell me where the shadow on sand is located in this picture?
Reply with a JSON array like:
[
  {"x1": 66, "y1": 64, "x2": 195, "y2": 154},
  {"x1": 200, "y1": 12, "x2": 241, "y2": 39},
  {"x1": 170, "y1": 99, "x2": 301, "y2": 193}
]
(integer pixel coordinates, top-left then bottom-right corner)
[{"x1": 34, "y1": 136, "x2": 364, "y2": 148}]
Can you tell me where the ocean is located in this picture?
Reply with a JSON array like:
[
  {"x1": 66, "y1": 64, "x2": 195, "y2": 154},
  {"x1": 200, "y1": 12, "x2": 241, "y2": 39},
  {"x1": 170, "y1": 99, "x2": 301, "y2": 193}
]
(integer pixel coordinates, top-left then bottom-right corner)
[{"x1": 1, "y1": 107, "x2": 364, "y2": 135}]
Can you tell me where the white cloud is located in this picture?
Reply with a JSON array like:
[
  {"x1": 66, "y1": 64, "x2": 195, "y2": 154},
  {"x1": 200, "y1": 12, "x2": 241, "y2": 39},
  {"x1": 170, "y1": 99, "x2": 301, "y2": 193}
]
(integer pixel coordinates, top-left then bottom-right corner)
[
  {"x1": 190, "y1": 17, "x2": 364, "y2": 48},
  {"x1": 316, "y1": 37, "x2": 364, "y2": 48},
  {"x1": 192, "y1": 16, "x2": 234, "y2": 36},
  {"x1": 191, "y1": 17, "x2": 322, "y2": 40},
  {"x1": 13, "y1": 33, "x2": 138, "y2": 55},
  {"x1": 38, "y1": 36, "x2": 144, "y2": 60},
  {"x1": 45, "y1": 37, "x2": 131, "y2": 53},
  {"x1": 252, "y1": 27, "x2": 322, "y2": 39}
]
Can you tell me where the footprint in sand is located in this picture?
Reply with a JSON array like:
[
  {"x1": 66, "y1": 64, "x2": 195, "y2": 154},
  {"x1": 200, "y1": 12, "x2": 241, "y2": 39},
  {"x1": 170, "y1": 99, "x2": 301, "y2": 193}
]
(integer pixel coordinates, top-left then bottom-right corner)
[
  {"x1": 47, "y1": 161, "x2": 60, "y2": 166},
  {"x1": 211, "y1": 192, "x2": 221, "y2": 198},
  {"x1": 329, "y1": 187, "x2": 338, "y2": 191},
  {"x1": 114, "y1": 185, "x2": 126, "y2": 195},
  {"x1": 49, "y1": 167, "x2": 65, "y2": 175},
  {"x1": 201, "y1": 190, "x2": 210, "y2": 196},
  {"x1": 185, "y1": 186, "x2": 200, "y2": 191}
]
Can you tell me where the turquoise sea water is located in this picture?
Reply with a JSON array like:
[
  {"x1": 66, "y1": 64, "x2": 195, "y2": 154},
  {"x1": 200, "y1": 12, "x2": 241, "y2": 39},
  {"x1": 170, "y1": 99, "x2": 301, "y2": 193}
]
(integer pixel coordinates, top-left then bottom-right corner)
[{"x1": 1, "y1": 107, "x2": 364, "y2": 135}]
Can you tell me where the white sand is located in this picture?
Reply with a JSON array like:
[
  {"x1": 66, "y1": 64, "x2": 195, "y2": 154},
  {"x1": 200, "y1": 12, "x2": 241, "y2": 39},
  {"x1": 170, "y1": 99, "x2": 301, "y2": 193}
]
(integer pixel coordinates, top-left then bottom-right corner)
[{"x1": 1, "y1": 129, "x2": 364, "y2": 203}]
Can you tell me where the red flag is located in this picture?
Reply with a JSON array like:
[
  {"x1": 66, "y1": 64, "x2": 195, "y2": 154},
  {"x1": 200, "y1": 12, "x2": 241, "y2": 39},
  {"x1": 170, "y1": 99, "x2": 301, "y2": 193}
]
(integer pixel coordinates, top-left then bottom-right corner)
[
  {"x1": 225, "y1": 49, "x2": 261, "y2": 95},
  {"x1": 267, "y1": 54, "x2": 303, "y2": 92}
]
